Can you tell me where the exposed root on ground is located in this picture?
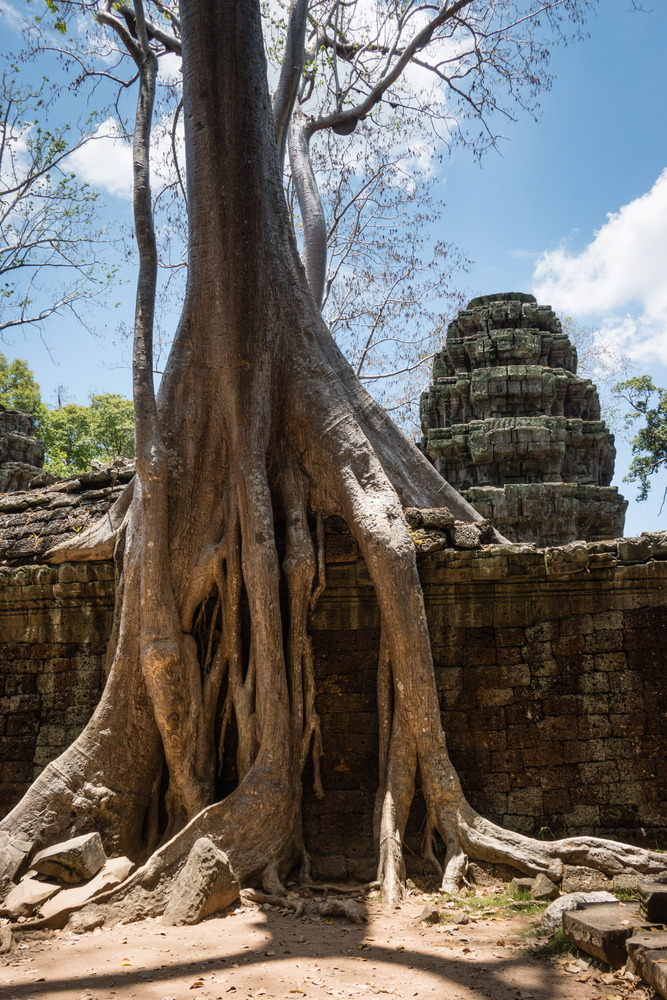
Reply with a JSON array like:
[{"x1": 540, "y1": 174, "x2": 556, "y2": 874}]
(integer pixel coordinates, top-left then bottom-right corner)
[{"x1": 242, "y1": 888, "x2": 365, "y2": 923}]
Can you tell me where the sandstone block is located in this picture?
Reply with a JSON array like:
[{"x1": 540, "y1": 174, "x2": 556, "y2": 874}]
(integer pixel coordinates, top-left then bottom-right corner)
[
  {"x1": 1, "y1": 875, "x2": 60, "y2": 918},
  {"x1": 617, "y1": 536, "x2": 652, "y2": 564},
  {"x1": 561, "y1": 864, "x2": 613, "y2": 894},
  {"x1": 626, "y1": 931, "x2": 667, "y2": 999},
  {"x1": 562, "y1": 902, "x2": 652, "y2": 966},
  {"x1": 510, "y1": 877, "x2": 535, "y2": 893},
  {"x1": 418, "y1": 905, "x2": 440, "y2": 924},
  {"x1": 540, "y1": 891, "x2": 617, "y2": 934},
  {"x1": 32, "y1": 832, "x2": 107, "y2": 883},
  {"x1": 162, "y1": 838, "x2": 240, "y2": 926},
  {"x1": 37, "y1": 856, "x2": 134, "y2": 928},
  {"x1": 638, "y1": 880, "x2": 667, "y2": 923},
  {"x1": 531, "y1": 873, "x2": 560, "y2": 901},
  {"x1": 613, "y1": 872, "x2": 645, "y2": 893}
]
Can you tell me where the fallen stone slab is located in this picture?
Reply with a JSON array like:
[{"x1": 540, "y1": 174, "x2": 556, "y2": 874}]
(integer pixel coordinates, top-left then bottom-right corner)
[
  {"x1": 541, "y1": 891, "x2": 617, "y2": 933},
  {"x1": 531, "y1": 873, "x2": 559, "y2": 901},
  {"x1": 1, "y1": 876, "x2": 60, "y2": 918},
  {"x1": 162, "y1": 838, "x2": 240, "y2": 926},
  {"x1": 561, "y1": 864, "x2": 613, "y2": 894},
  {"x1": 562, "y1": 902, "x2": 653, "y2": 967},
  {"x1": 638, "y1": 880, "x2": 667, "y2": 923},
  {"x1": 626, "y1": 931, "x2": 667, "y2": 999},
  {"x1": 36, "y1": 856, "x2": 134, "y2": 928},
  {"x1": 32, "y1": 833, "x2": 107, "y2": 884}
]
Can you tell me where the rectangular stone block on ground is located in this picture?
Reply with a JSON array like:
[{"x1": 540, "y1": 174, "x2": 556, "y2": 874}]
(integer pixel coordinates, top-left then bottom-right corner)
[
  {"x1": 562, "y1": 902, "x2": 653, "y2": 967},
  {"x1": 638, "y1": 880, "x2": 667, "y2": 923},
  {"x1": 626, "y1": 931, "x2": 667, "y2": 999}
]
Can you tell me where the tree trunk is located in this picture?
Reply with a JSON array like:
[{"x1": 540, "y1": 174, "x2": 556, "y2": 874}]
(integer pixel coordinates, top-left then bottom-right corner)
[{"x1": 0, "y1": 0, "x2": 664, "y2": 913}]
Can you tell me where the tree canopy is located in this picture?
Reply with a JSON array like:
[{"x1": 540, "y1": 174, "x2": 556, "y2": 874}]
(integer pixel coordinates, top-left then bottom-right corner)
[{"x1": 615, "y1": 375, "x2": 667, "y2": 507}]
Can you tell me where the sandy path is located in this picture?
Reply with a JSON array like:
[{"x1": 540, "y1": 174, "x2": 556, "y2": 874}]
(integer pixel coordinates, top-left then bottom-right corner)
[{"x1": 0, "y1": 895, "x2": 651, "y2": 1000}]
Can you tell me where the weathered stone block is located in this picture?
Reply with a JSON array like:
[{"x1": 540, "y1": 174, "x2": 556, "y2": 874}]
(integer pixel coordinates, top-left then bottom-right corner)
[
  {"x1": 1, "y1": 876, "x2": 60, "y2": 918},
  {"x1": 637, "y1": 880, "x2": 667, "y2": 923},
  {"x1": 626, "y1": 931, "x2": 667, "y2": 998},
  {"x1": 531, "y1": 873, "x2": 560, "y2": 900},
  {"x1": 540, "y1": 891, "x2": 617, "y2": 933},
  {"x1": 162, "y1": 838, "x2": 239, "y2": 926},
  {"x1": 562, "y1": 902, "x2": 651, "y2": 966},
  {"x1": 617, "y1": 536, "x2": 652, "y2": 563},
  {"x1": 32, "y1": 832, "x2": 107, "y2": 884},
  {"x1": 38, "y1": 856, "x2": 133, "y2": 929},
  {"x1": 561, "y1": 865, "x2": 613, "y2": 894}
]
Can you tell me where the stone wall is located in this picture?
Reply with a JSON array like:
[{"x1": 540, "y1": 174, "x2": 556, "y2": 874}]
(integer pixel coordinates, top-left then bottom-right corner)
[
  {"x1": 303, "y1": 524, "x2": 666, "y2": 879},
  {"x1": 0, "y1": 562, "x2": 114, "y2": 817},
  {"x1": 1, "y1": 526, "x2": 664, "y2": 879}
]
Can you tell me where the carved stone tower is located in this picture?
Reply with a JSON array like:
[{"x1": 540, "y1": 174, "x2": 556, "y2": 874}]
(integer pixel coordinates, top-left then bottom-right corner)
[{"x1": 420, "y1": 293, "x2": 627, "y2": 545}]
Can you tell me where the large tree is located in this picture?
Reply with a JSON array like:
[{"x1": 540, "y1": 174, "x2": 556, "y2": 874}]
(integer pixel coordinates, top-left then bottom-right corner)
[{"x1": 0, "y1": 0, "x2": 663, "y2": 916}]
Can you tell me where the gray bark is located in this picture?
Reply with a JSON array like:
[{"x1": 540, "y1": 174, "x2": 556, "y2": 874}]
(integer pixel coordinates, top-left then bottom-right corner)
[{"x1": 288, "y1": 108, "x2": 327, "y2": 308}]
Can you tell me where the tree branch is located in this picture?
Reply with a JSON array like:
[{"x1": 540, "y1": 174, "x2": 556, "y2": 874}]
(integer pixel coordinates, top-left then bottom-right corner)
[{"x1": 272, "y1": 0, "x2": 309, "y2": 173}]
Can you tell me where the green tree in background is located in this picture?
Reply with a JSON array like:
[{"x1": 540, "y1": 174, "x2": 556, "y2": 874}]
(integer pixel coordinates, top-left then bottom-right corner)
[
  {"x1": 0, "y1": 353, "x2": 46, "y2": 419},
  {"x1": 614, "y1": 375, "x2": 667, "y2": 507},
  {"x1": 42, "y1": 393, "x2": 135, "y2": 475},
  {"x1": 0, "y1": 351, "x2": 134, "y2": 475}
]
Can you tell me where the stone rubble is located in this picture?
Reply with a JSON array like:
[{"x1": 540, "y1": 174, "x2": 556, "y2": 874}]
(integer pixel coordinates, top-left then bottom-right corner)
[
  {"x1": 36, "y1": 855, "x2": 134, "y2": 928},
  {"x1": 530, "y1": 872, "x2": 560, "y2": 901}
]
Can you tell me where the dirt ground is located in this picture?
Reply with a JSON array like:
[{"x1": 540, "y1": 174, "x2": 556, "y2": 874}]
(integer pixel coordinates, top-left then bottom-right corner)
[{"x1": 0, "y1": 884, "x2": 656, "y2": 1000}]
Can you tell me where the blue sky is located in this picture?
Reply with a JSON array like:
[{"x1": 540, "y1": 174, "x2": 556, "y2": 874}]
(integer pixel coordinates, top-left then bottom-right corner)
[{"x1": 1, "y1": 0, "x2": 666, "y2": 536}]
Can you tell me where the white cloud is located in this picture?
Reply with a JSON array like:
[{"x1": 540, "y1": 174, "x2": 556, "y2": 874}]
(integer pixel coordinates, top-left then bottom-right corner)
[
  {"x1": 0, "y1": 3, "x2": 28, "y2": 33},
  {"x1": 533, "y1": 169, "x2": 667, "y2": 365},
  {"x1": 66, "y1": 119, "x2": 133, "y2": 200},
  {"x1": 158, "y1": 52, "x2": 182, "y2": 85},
  {"x1": 65, "y1": 112, "x2": 186, "y2": 202}
]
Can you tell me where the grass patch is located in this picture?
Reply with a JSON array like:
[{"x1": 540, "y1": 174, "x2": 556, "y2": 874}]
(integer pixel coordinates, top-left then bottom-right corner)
[
  {"x1": 435, "y1": 886, "x2": 547, "y2": 921},
  {"x1": 531, "y1": 928, "x2": 578, "y2": 957},
  {"x1": 612, "y1": 887, "x2": 637, "y2": 902}
]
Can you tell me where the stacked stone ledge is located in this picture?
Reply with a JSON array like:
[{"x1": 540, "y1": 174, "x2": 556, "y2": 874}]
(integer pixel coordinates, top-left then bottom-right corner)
[
  {"x1": 420, "y1": 292, "x2": 627, "y2": 545},
  {"x1": 0, "y1": 405, "x2": 47, "y2": 494}
]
